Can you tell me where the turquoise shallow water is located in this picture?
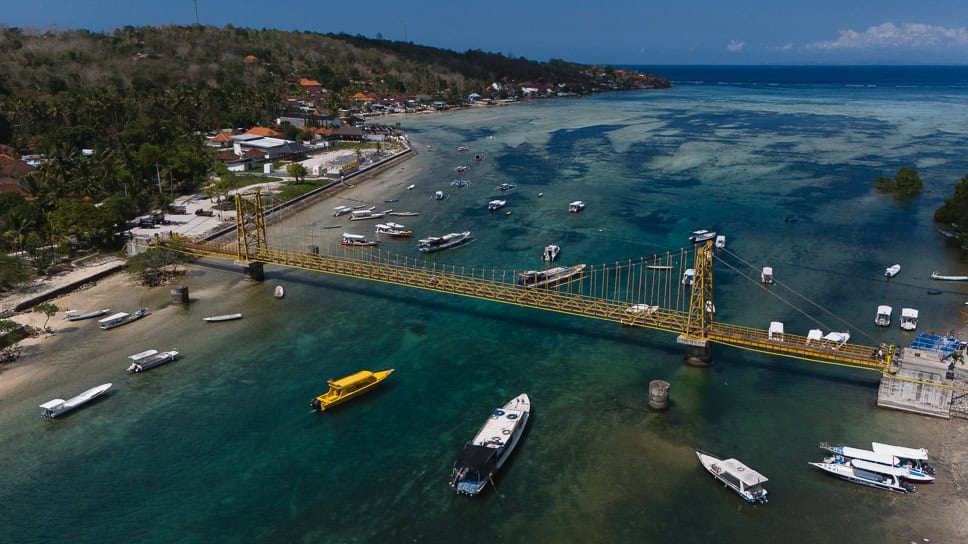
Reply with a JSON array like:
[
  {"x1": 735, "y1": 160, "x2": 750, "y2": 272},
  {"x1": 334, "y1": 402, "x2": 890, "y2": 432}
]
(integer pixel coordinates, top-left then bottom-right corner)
[{"x1": 3, "y1": 67, "x2": 968, "y2": 543}]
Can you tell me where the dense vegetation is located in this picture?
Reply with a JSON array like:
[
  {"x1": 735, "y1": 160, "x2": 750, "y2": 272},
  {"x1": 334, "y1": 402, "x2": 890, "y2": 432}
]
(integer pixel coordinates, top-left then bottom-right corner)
[
  {"x1": 934, "y1": 174, "x2": 968, "y2": 245},
  {"x1": 873, "y1": 167, "x2": 924, "y2": 196}
]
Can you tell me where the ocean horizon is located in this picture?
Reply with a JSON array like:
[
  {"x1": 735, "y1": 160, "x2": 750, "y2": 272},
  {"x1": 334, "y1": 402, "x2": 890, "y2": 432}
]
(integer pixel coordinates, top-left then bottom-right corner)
[{"x1": 2, "y1": 65, "x2": 968, "y2": 543}]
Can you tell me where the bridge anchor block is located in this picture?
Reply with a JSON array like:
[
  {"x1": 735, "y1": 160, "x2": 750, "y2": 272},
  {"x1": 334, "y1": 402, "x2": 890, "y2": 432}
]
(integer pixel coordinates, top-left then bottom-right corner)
[{"x1": 236, "y1": 260, "x2": 264, "y2": 282}]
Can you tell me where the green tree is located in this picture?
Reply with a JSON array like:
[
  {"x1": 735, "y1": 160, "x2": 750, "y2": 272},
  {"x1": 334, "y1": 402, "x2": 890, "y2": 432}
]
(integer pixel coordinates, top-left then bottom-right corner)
[
  {"x1": 32, "y1": 302, "x2": 58, "y2": 332},
  {"x1": 935, "y1": 174, "x2": 968, "y2": 225},
  {"x1": 286, "y1": 163, "x2": 307, "y2": 182},
  {"x1": 895, "y1": 167, "x2": 923, "y2": 195},
  {"x1": 0, "y1": 254, "x2": 29, "y2": 291}
]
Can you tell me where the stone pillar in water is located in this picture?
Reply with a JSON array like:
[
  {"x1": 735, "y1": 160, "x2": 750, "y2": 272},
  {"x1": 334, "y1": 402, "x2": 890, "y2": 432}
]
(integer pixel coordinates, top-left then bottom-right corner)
[
  {"x1": 170, "y1": 285, "x2": 189, "y2": 305},
  {"x1": 237, "y1": 261, "x2": 264, "y2": 282},
  {"x1": 684, "y1": 343, "x2": 713, "y2": 367},
  {"x1": 648, "y1": 380, "x2": 670, "y2": 410}
]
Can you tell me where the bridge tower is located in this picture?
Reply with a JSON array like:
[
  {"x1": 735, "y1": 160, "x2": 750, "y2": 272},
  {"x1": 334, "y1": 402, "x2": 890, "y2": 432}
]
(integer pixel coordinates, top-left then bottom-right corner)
[
  {"x1": 234, "y1": 190, "x2": 268, "y2": 281},
  {"x1": 678, "y1": 240, "x2": 715, "y2": 366}
]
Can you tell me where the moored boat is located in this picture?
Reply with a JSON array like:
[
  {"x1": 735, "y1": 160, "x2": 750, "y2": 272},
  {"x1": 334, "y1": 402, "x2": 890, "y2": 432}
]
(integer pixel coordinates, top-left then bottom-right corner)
[
  {"x1": 874, "y1": 305, "x2": 893, "y2": 327},
  {"x1": 310, "y1": 369, "x2": 394, "y2": 411},
  {"x1": 689, "y1": 229, "x2": 716, "y2": 244},
  {"x1": 274, "y1": 285, "x2": 285, "y2": 299},
  {"x1": 899, "y1": 308, "x2": 919, "y2": 331},
  {"x1": 349, "y1": 207, "x2": 388, "y2": 221},
  {"x1": 487, "y1": 199, "x2": 506, "y2": 211},
  {"x1": 332, "y1": 205, "x2": 353, "y2": 217},
  {"x1": 433, "y1": 190, "x2": 446, "y2": 200},
  {"x1": 375, "y1": 222, "x2": 413, "y2": 238},
  {"x1": 809, "y1": 459, "x2": 916, "y2": 493},
  {"x1": 715, "y1": 234, "x2": 727, "y2": 249},
  {"x1": 497, "y1": 182, "x2": 516, "y2": 192},
  {"x1": 695, "y1": 449, "x2": 768, "y2": 504},
  {"x1": 820, "y1": 441, "x2": 933, "y2": 482},
  {"x1": 931, "y1": 271, "x2": 968, "y2": 281},
  {"x1": 126, "y1": 349, "x2": 180, "y2": 373},
  {"x1": 682, "y1": 268, "x2": 695, "y2": 285},
  {"x1": 541, "y1": 243, "x2": 560, "y2": 262},
  {"x1": 417, "y1": 231, "x2": 472, "y2": 253},
  {"x1": 406, "y1": 184, "x2": 416, "y2": 190},
  {"x1": 871, "y1": 442, "x2": 935, "y2": 476},
  {"x1": 39, "y1": 383, "x2": 112, "y2": 418},
  {"x1": 761, "y1": 266, "x2": 774, "y2": 284},
  {"x1": 203, "y1": 313, "x2": 243, "y2": 322},
  {"x1": 451, "y1": 394, "x2": 531, "y2": 496},
  {"x1": 568, "y1": 200, "x2": 585, "y2": 213},
  {"x1": 97, "y1": 308, "x2": 148, "y2": 330},
  {"x1": 456, "y1": 165, "x2": 469, "y2": 173},
  {"x1": 64, "y1": 308, "x2": 111, "y2": 321},
  {"x1": 885, "y1": 264, "x2": 901, "y2": 277},
  {"x1": 517, "y1": 264, "x2": 586, "y2": 288},
  {"x1": 341, "y1": 233, "x2": 380, "y2": 246}
]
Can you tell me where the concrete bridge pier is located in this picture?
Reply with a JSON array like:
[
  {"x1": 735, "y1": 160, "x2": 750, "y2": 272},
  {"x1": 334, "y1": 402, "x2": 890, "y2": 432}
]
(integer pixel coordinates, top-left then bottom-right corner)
[
  {"x1": 236, "y1": 260, "x2": 264, "y2": 282},
  {"x1": 677, "y1": 335, "x2": 713, "y2": 367}
]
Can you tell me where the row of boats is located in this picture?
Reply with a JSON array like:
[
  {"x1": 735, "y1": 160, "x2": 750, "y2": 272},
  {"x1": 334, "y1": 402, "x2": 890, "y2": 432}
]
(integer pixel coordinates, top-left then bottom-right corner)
[
  {"x1": 698, "y1": 440, "x2": 935, "y2": 503},
  {"x1": 874, "y1": 305, "x2": 919, "y2": 330}
]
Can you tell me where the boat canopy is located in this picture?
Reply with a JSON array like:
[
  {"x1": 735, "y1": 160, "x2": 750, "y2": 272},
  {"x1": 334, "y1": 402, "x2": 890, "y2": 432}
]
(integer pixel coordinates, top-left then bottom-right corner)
[
  {"x1": 839, "y1": 446, "x2": 898, "y2": 466},
  {"x1": 823, "y1": 331, "x2": 850, "y2": 344},
  {"x1": 901, "y1": 308, "x2": 919, "y2": 319},
  {"x1": 454, "y1": 444, "x2": 499, "y2": 475},
  {"x1": 98, "y1": 312, "x2": 129, "y2": 323},
  {"x1": 720, "y1": 458, "x2": 768, "y2": 486},
  {"x1": 850, "y1": 459, "x2": 909, "y2": 477},
  {"x1": 128, "y1": 349, "x2": 159, "y2": 361},
  {"x1": 328, "y1": 370, "x2": 375, "y2": 389},
  {"x1": 871, "y1": 442, "x2": 929, "y2": 461},
  {"x1": 342, "y1": 233, "x2": 367, "y2": 240},
  {"x1": 807, "y1": 329, "x2": 823, "y2": 343},
  {"x1": 768, "y1": 321, "x2": 784, "y2": 340},
  {"x1": 39, "y1": 399, "x2": 66, "y2": 410},
  {"x1": 877, "y1": 305, "x2": 893, "y2": 315}
]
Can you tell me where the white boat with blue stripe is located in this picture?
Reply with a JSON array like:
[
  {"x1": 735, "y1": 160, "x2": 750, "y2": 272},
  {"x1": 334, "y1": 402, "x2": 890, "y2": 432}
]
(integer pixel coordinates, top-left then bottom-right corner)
[
  {"x1": 820, "y1": 442, "x2": 933, "y2": 482},
  {"x1": 450, "y1": 394, "x2": 530, "y2": 496}
]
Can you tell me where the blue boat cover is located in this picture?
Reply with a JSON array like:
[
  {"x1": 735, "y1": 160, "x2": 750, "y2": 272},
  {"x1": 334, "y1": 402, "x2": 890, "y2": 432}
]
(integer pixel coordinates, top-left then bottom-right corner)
[{"x1": 908, "y1": 333, "x2": 961, "y2": 356}]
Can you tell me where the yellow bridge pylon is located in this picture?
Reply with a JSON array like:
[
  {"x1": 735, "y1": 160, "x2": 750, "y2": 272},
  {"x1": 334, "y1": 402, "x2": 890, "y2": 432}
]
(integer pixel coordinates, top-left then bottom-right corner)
[{"x1": 158, "y1": 189, "x2": 895, "y2": 374}]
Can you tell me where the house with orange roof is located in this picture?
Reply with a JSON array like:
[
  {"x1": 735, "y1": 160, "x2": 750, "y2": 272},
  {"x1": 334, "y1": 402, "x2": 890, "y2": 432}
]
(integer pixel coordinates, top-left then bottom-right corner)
[
  {"x1": 299, "y1": 78, "x2": 323, "y2": 95},
  {"x1": 0, "y1": 153, "x2": 33, "y2": 195},
  {"x1": 245, "y1": 126, "x2": 283, "y2": 138}
]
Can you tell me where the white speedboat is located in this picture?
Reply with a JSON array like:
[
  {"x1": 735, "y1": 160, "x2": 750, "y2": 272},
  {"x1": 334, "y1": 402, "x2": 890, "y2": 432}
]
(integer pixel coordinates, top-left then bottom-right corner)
[
  {"x1": 406, "y1": 184, "x2": 416, "y2": 190},
  {"x1": 874, "y1": 305, "x2": 893, "y2": 327},
  {"x1": 126, "y1": 349, "x2": 180, "y2": 373},
  {"x1": 433, "y1": 190, "x2": 446, "y2": 200},
  {"x1": 64, "y1": 308, "x2": 111, "y2": 321},
  {"x1": 871, "y1": 442, "x2": 935, "y2": 476},
  {"x1": 203, "y1": 313, "x2": 243, "y2": 322},
  {"x1": 97, "y1": 308, "x2": 148, "y2": 330},
  {"x1": 820, "y1": 441, "x2": 934, "y2": 483},
  {"x1": 375, "y1": 222, "x2": 413, "y2": 238},
  {"x1": 349, "y1": 207, "x2": 388, "y2": 221},
  {"x1": 568, "y1": 200, "x2": 585, "y2": 213},
  {"x1": 885, "y1": 264, "x2": 901, "y2": 277},
  {"x1": 274, "y1": 285, "x2": 285, "y2": 299},
  {"x1": 497, "y1": 182, "x2": 516, "y2": 192},
  {"x1": 689, "y1": 229, "x2": 716, "y2": 244},
  {"x1": 695, "y1": 449, "x2": 768, "y2": 504},
  {"x1": 541, "y1": 243, "x2": 560, "y2": 262},
  {"x1": 715, "y1": 234, "x2": 727, "y2": 249},
  {"x1": 340, "y1": 233, "x2": 380, "y2": 246},
  {"x1": 899, "y1": 308, "x2": 919, "y2": 331},
  {"x1": 332, "y1": 205, "x2": 353, "y2": 217},
  {"x1": 487, "y1": 199, "x2": 506, "y2": 211},
  {"x1": 39, "y1": 383, "x2": 112, "y2": 418},
  {"x1": 809, "y1": 459, "x2": 916, "y2": 493},
  {"x1": 517, "y1": 264, "x2": 586, "y2": 289},
  {"x1": 417, "y1": 231, "x2": 472, "y2": 253},
  {"x1": 760, "y1": 266, "x2": 774, "y2": 284},
  {"x1": 450, "y1": 394, "x2": 531, "y2": 496}
]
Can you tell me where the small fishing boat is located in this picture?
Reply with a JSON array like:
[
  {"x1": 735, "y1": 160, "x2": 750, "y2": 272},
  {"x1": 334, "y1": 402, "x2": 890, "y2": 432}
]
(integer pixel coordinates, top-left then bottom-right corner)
[
  {"x1": 456, "y1": 165, "x2": 469, "y2": 173},
  {"x1": 450, "y1": 394, "x2": 531, "y2": 496},
  {"x1": 457, "y1": 145, "x2": 469, "y2": 152},
  {"x1": 40, "y1": 383, "x2": 112, "y2": 419},
  {"x1": 541, "y1": 243, "x2": 560, "y2": 262},
  {"x1": 433, "y1": 190, "x2": 446, "y2": 200},
  {"x1": 487, "y1": 199, "x2": 506, "y2": 211},
  {"x1": 341, "y1": 233, "x2": 380, "y2": 246},
  {"x1": 871, "y1": 442, "x2": 935, "y2": 476},
  {"x1": 203, "y1": 313, "x2": 243, "y2": 322},
  {"x1": 715, "y1": 234, "x2": 727, "y2": 249},
  {"x1": 761, "y1": 266, "x2": 775, "y2": 284},
  {"x1": 820, "y1": 442, "x2": 934, "y2": 482},
  {"x1": 384, "y1": 198, "x2": 399, "y2": 203},
  {"x1": 310, "y1": 369, "x2": 394, "y2": 411},
  {"x1": 332, "y1": 205, "x2": 353, "y2": 217},
  {"x1": 349, "y1": 207, "x2": 388, "y2": 221},
  {"x1": 126, "y1": 349, "x2": 180, "y2": 373},
  {"x1": 406, "y1": 184, "x2": 416, "y2": 190},
  {"x1": 388, "y1": 211, "x2": 419, "y2": 217},
  {"x1": 646, "y1": 264, "x2": 674, "y2": 271},
  {"x1": 874, "y1": 305, "x2": 893, "y2": 327},
  {"x1": 784, "y1": 214, "x2": 799, "y2": 223},
  {"x1": 497, "y1": 182, "x2": 516, "y2": 192},
  {"x1": 689, "y1": 229, "x2": 716, "y2": 244},
  {"x1": 417, "y1": 231, "x2": 472, "y2": 253},
  {"x1": 682, "y1": 268, "x2": 695, "y2": 285},
  {"x1": 809, "y1": 459, "x2": 916, "y2": 493},
  {"x1": 885, "y1": 264, "x2": 901, "y2": 277},
  {"x1": 568, "y1": 200, "x2": 585, "y2": 213},
  {"x1": 517, "y1": 264, "x2": 586, "y2": 289},
  {"x1": 695, "y1": 449, "x2": 768, "y2": 504},
  {"x1": 63, "y1": 308, "x2": 111, "y2": 321},
  {"x1": 97, "y1": 308, "x2": 148, "y2": 330},
  {"x1": 931, "y1": 271, "x2": 968, "y2": 281},
  {"x1": 452, "y1": 178, "x2": 471, "y2": 188},
  {"x1": 899, "y1": 308, "x2": 919, "y2": 331},
  {"x1": 927, "y1": 289, "x2": 943, "y2": 295},
  {"x1": 473, "y1": 154, "x2": 483, "y2": 162},
  {"x1": 375, "y1": 222, "x2": 413, "y2": 238},
  {"x1": 274, "y1": 285, "x2": 285, "y2": 299}
]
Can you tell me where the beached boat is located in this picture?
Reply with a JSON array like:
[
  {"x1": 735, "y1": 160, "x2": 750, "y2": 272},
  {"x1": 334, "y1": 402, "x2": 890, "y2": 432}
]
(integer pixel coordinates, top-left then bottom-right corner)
[
  {"x1": 349, "y1": 207, "x2": 388, "y2": 221},
  {"x1": 871, "y1": 442, "x2": 935, "y2": 476},
  {"x1": 900, "y1": 308, "x2": 919, "y2": 331},
  {"x1": 695, "y1": 449, "x2": 768, "y2": 504},
  {"x1": 310, "y1": 369, "x2": 394, "y2": 411},
  {"x1": 417, "y1": 231, "x2": 472, "y2": 253},
  {"x1": 341, "y1": 233, "x2": 380, "y2": 246},
  {"x1": 541, "y1": 243, "x2": 560, "y2": 262},
  {"x1": 388, "y1": 211, "x2": 419, "y2": 217},
  {"x1": 332, "y1": 205, "x2": 353, "y2": 217},
  {"x1": 715, "y1": 234, "x2": 727, "y2": 249},
  {"x1": 517, "y1": 264, "x2": 586, "y2": 288},
  {"x1": 64, "y1": 308, "x2": 111, "y2": 321},
  {"x1": 126, "y1": 349, "x2": 180, "y2": 373},
  {"x1": 809, "y1": 459, "x2": 916, "y2": 493},
  {"x1": 450, "y1": 393, "x2": 531, "y2": 496},
  {"x1": 689, "y1": 229, "x2": 716, "y2": 244},
  {"x1": 820, "y1": 442, "x2": 935, "y2": 482},
  {"x1": 885, "y1": 264, "x2": 901, "y2": 278},
  {"x1": 375, "y1": 222, "x2": 413, "y2": 238},
  {"x1": 39, "y1": 383, "x2": 112, "y2": 419},
  {"x1": 487, "y1": 199, "x2": 506, "y2": 211},
  {"x1": 497, "y1": 182, "x2": 516, "y2": 192},
  {"x1": 203, "y1": 313, "x2": 243, "y2": 322},
  {"x1": 97, "y1": 308, "x2": 148, "y2": 330},
  {"x1": 274, "y1": 285, "x2": 285, "y2": 299},
  {"x1": 568, "y1": 200, "x2": 585, "y2": 213},
  {"x1": 874, "y1": 305, "x2": 893, "y2": 327},
  {"x1": 761, "y1": 266, "x2": 775, "y2": 284},
  {"x1": 931, "y1": 272, "x2": 968, "y2": 281},
  {"x1": 406, "y1": 184, "x2": 416, "y2": 190}
]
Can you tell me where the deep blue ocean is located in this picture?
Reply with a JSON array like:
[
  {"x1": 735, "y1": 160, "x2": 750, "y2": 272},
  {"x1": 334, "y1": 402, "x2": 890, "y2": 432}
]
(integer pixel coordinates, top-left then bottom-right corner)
[{"x1": 2, "y1": 66, "x2": 968, "y2": 544}]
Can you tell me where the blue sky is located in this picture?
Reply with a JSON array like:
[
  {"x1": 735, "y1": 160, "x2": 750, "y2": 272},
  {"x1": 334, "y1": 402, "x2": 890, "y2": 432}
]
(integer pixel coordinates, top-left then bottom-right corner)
[{"x1": 5, "y1": 1, "x2": 968, "y2": 65}]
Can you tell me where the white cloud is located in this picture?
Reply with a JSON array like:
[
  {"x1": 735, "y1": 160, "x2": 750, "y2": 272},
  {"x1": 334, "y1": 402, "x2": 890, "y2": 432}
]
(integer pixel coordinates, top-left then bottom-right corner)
[
  {"x1": 808, "y1": 22, "x2": 968, "y2": 50},
  {"x1": 726, "y1": 40, "x2": 745, "y2": 52}
]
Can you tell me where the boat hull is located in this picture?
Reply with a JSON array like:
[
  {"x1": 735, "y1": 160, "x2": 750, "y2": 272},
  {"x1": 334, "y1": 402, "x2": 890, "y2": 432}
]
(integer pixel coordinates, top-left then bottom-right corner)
[
  {"x1": 40, "y1": 383, "x2": 112, "y2": 418},
  {"x1": 809, "y1": 462, "x2": 913, "y2": 493},
  {"x1": 451, "y1": 394, "x2": 531, "y2": 496},
  {"x1": 203, "y1": 313, "x2": 243, "y2": 322}
]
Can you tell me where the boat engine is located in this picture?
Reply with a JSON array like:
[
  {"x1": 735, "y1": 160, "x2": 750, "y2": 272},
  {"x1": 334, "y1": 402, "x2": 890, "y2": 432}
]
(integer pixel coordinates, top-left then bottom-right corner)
[{"x1": 310, "y1": 398, "x2": 322, "y2": 411}]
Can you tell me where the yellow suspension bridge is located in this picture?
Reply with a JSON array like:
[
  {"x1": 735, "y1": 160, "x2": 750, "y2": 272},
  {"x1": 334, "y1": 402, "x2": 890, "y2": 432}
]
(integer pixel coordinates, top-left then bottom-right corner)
[{"x1": 152, "y1": 190, "x2": 902, "y2": 376}]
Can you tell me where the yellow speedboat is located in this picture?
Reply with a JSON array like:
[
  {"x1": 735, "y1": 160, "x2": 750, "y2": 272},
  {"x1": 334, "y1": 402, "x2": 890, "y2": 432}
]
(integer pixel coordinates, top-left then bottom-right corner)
[{"x1": 310, "y1": 369, "x2": 394, "y2": 411}]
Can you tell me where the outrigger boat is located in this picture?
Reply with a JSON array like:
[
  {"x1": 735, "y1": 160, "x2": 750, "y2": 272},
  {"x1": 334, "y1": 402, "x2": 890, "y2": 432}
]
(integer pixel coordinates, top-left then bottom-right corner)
[
  {"x1": 40, "y1": 383, "x2": 112, "y2": 418},
  {"x1": 341, "y1": 233, "x2": 380, "y2": 246},
  {"x1": 451, "y1": 394, "x2": 531, "y2": 496},
  {"x1": 375, "y1": 222, "x2": 413, "y2": 238},
  {"x1": 417, "y1": 231, "x2": 472, "y2": 253},
  {"x1": 695, "y1": 449, "x2": 768, "y2": 504},
  {"x1": 126, "y1": 349, "x2": 180, "y2": 373},
  {"x1": 98, "y1": 308, "x2": 148, "y2": 330},
  {"x1": 64, "y1": 308, "x2": 111, "y2": 321},
  {"x1": 310, "y1": 369, "x2": 394, "y2": 412},
  {"x1": 517, "y1": 264, "x2": 586, "y2": 289}
]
